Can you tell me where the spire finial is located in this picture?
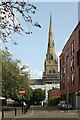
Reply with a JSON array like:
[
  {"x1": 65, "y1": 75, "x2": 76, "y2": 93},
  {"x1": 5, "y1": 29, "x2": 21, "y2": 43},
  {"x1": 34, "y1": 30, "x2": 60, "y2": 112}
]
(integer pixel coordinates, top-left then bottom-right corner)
[{"x1": 49, "y1": 13, "x2": 53, "y2": 33}]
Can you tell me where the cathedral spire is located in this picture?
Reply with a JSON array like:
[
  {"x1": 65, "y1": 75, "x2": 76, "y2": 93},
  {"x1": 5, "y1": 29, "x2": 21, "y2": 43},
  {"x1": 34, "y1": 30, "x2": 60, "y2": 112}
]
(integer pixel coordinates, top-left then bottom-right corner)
[
  {"x1": 42, "y1": 14, "x2": 58, "y2": 84},
  {"x1": 47, "y1": 14, "x2": 54, "y2": 54},
  {"x1": 49, "y1": 13, "x2": 53, "y2": 34}
]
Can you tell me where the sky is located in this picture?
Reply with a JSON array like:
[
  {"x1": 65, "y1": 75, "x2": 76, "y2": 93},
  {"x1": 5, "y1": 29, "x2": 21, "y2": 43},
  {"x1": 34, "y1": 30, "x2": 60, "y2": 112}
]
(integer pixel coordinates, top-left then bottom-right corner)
[{"x1": 5, "y1": 2, "x2": 78, "y2": 79}]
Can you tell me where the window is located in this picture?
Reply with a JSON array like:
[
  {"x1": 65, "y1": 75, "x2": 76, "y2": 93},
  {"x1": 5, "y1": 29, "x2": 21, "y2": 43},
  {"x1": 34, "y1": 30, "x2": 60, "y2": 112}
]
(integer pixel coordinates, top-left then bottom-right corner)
[
  {"x1": 77, "y1": 50, "x2": 80, "y2": 66},
  {"x1": 79, "y1": 51, "x2": 80, "y2": 65},
  {"x1": 70, "y1": 58, "x2": 74, "y2": 71},
  {"x1": 60, "y1": 70, "x2": 62, "y2": 79},
  {"x1": 49, "y1": 54, "x2": 53, "y2": 60},
  {"x1": 71, "y1": 73, "x2": 74, "y2": 86},
  {"x1": 71, "y1": 42, "x2": 74, "y2": 56},
  {"x1": 63, "y1": 55, "x2": 65, "y2": 65},
  {"x1": 66, "y1": 55, "x2": 69, "y2": 74},
  {"x1": 63, "y1": 80, "x2": 65, "y2": 89},
  {"x1": 60, "y1": 59, "x2": 62, "y2": 68},
  {"x1": 66, "y1": 55, "x2": 69, "y2": 64},
  {"x1": 79, "y1": 68, "x2": 80, "y2": 85},
  {"x1": 63, "y1": 67, "x2": 65, "y2": 74},
  {"x1": 51, "y1": 55, "x2": 53, "y2": 60},
  {"x1": 55, "y1": 60, "x2": 57, "y2": 64},
  {"x1": 49, "y1": 70, "x2": 51, "y2": 74},
  {"x1": 50, "y1": 73, "x2": 53, "y2": 79},
  {"x1": 60, "y1": 81, "x2": 62, "y2": 90},
  {"x1": 53, "y1": 69, "x2": 55, "y2": 73},
  {"x1": 68, "y1": 76, "x2": 70, "y2": 86},
  {"x1": 79, "y1": 30, "x2": 80, "y2": 49}
]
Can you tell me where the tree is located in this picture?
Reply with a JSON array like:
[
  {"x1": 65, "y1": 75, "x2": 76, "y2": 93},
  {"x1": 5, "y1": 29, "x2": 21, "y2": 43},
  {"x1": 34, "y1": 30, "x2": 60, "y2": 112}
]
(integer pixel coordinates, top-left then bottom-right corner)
[
  {"x1": 2, "y1": 50, "x2": 32, "y2": 101},
  {"x1": 33, "y1": 88, "x2": 45, "y2": 104},
  {"x1": 0, "y1": 0, "x2": 41, "y2": 46}
]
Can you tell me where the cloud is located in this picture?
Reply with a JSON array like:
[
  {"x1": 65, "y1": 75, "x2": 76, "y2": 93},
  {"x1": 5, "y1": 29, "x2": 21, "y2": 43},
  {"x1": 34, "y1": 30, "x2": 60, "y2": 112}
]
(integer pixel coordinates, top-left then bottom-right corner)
[
  {"x1": 30, "y1": 52, "x2": 61, "y2": 79},
  {"x1": 17, "y1": 62, "x2": 42, "y2": 79},
  {"x1": 18, "y1": 62, "x2": 30, "y2": 72},
  {"x1": 30, "y1": 69, "x2": 42, "y2": 79}
]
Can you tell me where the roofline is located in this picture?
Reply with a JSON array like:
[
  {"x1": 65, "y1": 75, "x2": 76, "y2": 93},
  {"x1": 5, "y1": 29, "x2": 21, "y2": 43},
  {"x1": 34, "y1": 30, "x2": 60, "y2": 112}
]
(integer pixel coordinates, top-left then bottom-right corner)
[{"x1": 62, "y1": 21, "x2": 80, "y2": 52}]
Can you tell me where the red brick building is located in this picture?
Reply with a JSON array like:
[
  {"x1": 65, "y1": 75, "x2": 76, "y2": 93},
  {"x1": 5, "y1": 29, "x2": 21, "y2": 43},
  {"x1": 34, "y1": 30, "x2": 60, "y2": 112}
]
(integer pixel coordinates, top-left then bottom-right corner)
[
  {"x1": 60, "y1": 21, "x2": 80, "y2": 109},
  {"x1": 48, "y1": 89, "x2": 61, "y2": 100}
]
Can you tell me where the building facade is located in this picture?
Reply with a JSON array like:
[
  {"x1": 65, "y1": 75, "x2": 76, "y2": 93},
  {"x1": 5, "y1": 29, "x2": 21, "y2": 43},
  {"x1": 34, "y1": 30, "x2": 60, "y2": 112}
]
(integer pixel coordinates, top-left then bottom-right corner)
[
  {"x1": 42, "y1": 14, "x2": 60, "y2": 85},
  {"x1": 60, "y1": 22, "x2": 80, "y2": 108}
]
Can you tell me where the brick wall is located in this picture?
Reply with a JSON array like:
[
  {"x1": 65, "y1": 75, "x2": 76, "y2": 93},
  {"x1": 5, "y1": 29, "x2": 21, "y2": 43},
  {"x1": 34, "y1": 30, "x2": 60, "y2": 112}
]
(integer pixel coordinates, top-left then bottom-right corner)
[{"x1": 48, "y1": 89, "x2": 61, "y2": 100}]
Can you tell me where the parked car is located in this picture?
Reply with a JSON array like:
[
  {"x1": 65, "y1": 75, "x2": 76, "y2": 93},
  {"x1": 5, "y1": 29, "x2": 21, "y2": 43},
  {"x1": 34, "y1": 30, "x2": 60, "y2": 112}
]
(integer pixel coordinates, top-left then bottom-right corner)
[
  {"x1": 58, "y1": 100, "x2": 66, "y2": 108},
  {"x1": 58, "y1": 100, "x2": 72, "y2": 110}
]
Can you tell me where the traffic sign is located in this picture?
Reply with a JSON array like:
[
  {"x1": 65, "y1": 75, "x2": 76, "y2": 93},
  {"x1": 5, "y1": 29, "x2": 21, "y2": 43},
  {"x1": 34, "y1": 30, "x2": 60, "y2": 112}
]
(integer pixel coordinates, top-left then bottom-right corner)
[{"x1": 19, "y1": 88, "x2": 26, "y2": 95}]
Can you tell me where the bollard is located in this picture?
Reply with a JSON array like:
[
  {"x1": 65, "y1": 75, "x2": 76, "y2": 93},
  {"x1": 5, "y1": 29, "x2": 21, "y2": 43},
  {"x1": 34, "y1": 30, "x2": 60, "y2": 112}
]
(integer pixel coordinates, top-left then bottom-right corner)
[
  {"x1": 2, "y1": 108, "x2": 4, "y2": 118},
  {"x1": 24, "y1": 105, "x2": 27, "y2": 114},
  {"x1": 24, "y1": 106, "x2": 25, "y2": 114},
  {"x1": 15, "y1": 106, "x2": 17, "y2": 116}
]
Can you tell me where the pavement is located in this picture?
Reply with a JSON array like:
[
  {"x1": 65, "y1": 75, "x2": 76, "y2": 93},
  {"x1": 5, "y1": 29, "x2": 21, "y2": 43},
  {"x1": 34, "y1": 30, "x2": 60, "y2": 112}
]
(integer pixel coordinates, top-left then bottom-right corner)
[
  {"x1": 1, "y1": 107, "x2": 32, "y2": 118},
  {"x1": 1, "y1": 105, "x2": 80, "y2": 119},
  {"x1": 0, "y1": 111, "x2": 2, "y2": 120}
]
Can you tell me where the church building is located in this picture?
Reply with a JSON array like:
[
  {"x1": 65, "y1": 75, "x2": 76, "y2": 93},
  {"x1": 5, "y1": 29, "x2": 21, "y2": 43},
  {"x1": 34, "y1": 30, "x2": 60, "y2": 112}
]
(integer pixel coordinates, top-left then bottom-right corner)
[
  {"x1": 42, "y1": 14, "x2": 59, "y2": 85},
  {"x1": 29, "y1": 14, "x2": 60, "y2": 102}
]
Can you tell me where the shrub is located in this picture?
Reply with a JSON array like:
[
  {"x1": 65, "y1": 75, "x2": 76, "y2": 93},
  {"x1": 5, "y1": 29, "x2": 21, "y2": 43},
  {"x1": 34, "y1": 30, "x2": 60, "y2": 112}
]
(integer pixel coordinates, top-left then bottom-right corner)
[{"x1": 49, "y1": 97, "x2": 61, "y2": 106}]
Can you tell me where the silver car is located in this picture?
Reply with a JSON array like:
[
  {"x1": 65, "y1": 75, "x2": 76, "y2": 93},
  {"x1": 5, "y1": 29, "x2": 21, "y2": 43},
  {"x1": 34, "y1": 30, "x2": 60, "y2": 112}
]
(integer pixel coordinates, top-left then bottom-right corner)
[{"x1": 58, "y1": 100, "x2": 72, "y2": 110}]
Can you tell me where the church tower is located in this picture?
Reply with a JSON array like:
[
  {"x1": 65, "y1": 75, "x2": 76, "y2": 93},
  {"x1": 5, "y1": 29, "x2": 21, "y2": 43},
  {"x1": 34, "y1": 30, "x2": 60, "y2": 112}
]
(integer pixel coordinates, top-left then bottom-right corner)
[{"x1": 42, "y1": 14, "x2": 58, "y2": 84}]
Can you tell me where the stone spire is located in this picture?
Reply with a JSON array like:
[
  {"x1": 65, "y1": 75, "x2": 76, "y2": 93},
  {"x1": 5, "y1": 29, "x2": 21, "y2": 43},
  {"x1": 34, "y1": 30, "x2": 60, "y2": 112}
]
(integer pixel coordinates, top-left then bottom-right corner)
[
  {"x1": 47, "y1": 14, "x2": 55, "y2": 54},
  {"x1": 49, "y1": 14, "x2": 53, "y2": 34},
  {"x1": 42, "y1": 14, "x2": 58, "y2": 84}
]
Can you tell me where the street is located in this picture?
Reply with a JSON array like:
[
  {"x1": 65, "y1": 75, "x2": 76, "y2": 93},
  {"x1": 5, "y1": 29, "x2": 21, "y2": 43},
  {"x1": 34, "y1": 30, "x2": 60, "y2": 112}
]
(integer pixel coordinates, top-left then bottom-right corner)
[
  {"x1": 3, "y1": 105, "x2": 79, "y2": 119},
  {"x1": 20, "y1": 105, "x2": 79, "y2": 118}
]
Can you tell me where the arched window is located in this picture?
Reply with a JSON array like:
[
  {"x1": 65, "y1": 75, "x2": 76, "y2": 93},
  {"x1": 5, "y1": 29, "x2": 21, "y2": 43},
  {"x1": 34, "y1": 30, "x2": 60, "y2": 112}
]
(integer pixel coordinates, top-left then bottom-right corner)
[
  {"x1": 49, "y1": 54, "x2": 53, "y2": 60},
  {"x1": 53, "y1": 70, "x2": 55, "y2": 73},
  {"x1": 49, "y1": 70, "x2": 51, "y2": 74}
]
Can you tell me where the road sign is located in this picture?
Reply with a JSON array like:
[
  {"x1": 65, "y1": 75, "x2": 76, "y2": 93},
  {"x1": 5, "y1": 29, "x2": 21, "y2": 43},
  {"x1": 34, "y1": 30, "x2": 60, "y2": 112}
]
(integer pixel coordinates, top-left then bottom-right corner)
[{"x1": 19, "y1": 89, "x2": 26, "y2": 95}]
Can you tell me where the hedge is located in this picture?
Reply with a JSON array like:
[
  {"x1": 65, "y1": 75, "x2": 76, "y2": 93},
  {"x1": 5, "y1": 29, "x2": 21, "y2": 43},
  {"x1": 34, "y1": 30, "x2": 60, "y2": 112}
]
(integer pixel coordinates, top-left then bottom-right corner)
[{"x1": 49, "y1": 96, "x2": 61, "y2": 106}]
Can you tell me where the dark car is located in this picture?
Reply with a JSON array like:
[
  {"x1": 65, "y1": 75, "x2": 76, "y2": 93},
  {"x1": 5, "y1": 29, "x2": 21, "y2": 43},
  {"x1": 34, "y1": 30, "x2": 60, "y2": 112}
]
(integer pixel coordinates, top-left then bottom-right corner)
[{"x1": 58, "y1": 100, "x2": 72, "y2": 110}]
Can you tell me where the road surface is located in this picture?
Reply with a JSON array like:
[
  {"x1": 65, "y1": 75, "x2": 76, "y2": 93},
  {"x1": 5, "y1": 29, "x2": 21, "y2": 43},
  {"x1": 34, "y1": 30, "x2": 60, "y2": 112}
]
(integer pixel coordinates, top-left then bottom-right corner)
[{"x1": 2, "y1": 105, "x2": 80, "y2": 119}]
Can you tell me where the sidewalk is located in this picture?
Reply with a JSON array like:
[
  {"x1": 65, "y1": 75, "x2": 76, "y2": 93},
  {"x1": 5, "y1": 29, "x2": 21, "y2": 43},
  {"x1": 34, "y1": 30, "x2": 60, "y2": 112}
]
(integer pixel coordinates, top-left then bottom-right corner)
[
  {"x1": 1, "y1": 106, "x2": 80, "y2": 119},
  {"x1": 0, "y1": 111, "x2": 2, "y2": 120},
  {"x1": 2, "y1": 107, "x2": 32, "y2": 118}
]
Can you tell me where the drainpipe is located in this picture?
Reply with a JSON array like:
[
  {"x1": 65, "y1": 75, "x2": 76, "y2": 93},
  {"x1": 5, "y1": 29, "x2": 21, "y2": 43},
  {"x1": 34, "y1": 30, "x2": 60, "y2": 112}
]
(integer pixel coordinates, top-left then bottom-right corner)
[{"x1": 75, "y1": 92, "x2": 78, "y2": 109}]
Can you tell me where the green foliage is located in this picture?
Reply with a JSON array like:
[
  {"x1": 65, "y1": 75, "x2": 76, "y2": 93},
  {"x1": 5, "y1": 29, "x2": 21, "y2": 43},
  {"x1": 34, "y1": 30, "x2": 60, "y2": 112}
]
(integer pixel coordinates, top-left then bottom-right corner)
[
  {"x1": 2, "y1": 50, "x2": 32, "y2": 101},
  {"x1": 33, "y1": 88, "x2": 45, "y2": 103},
  {"x1": 49, "y1": 97, "x2": 61, "y2": 106}
]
